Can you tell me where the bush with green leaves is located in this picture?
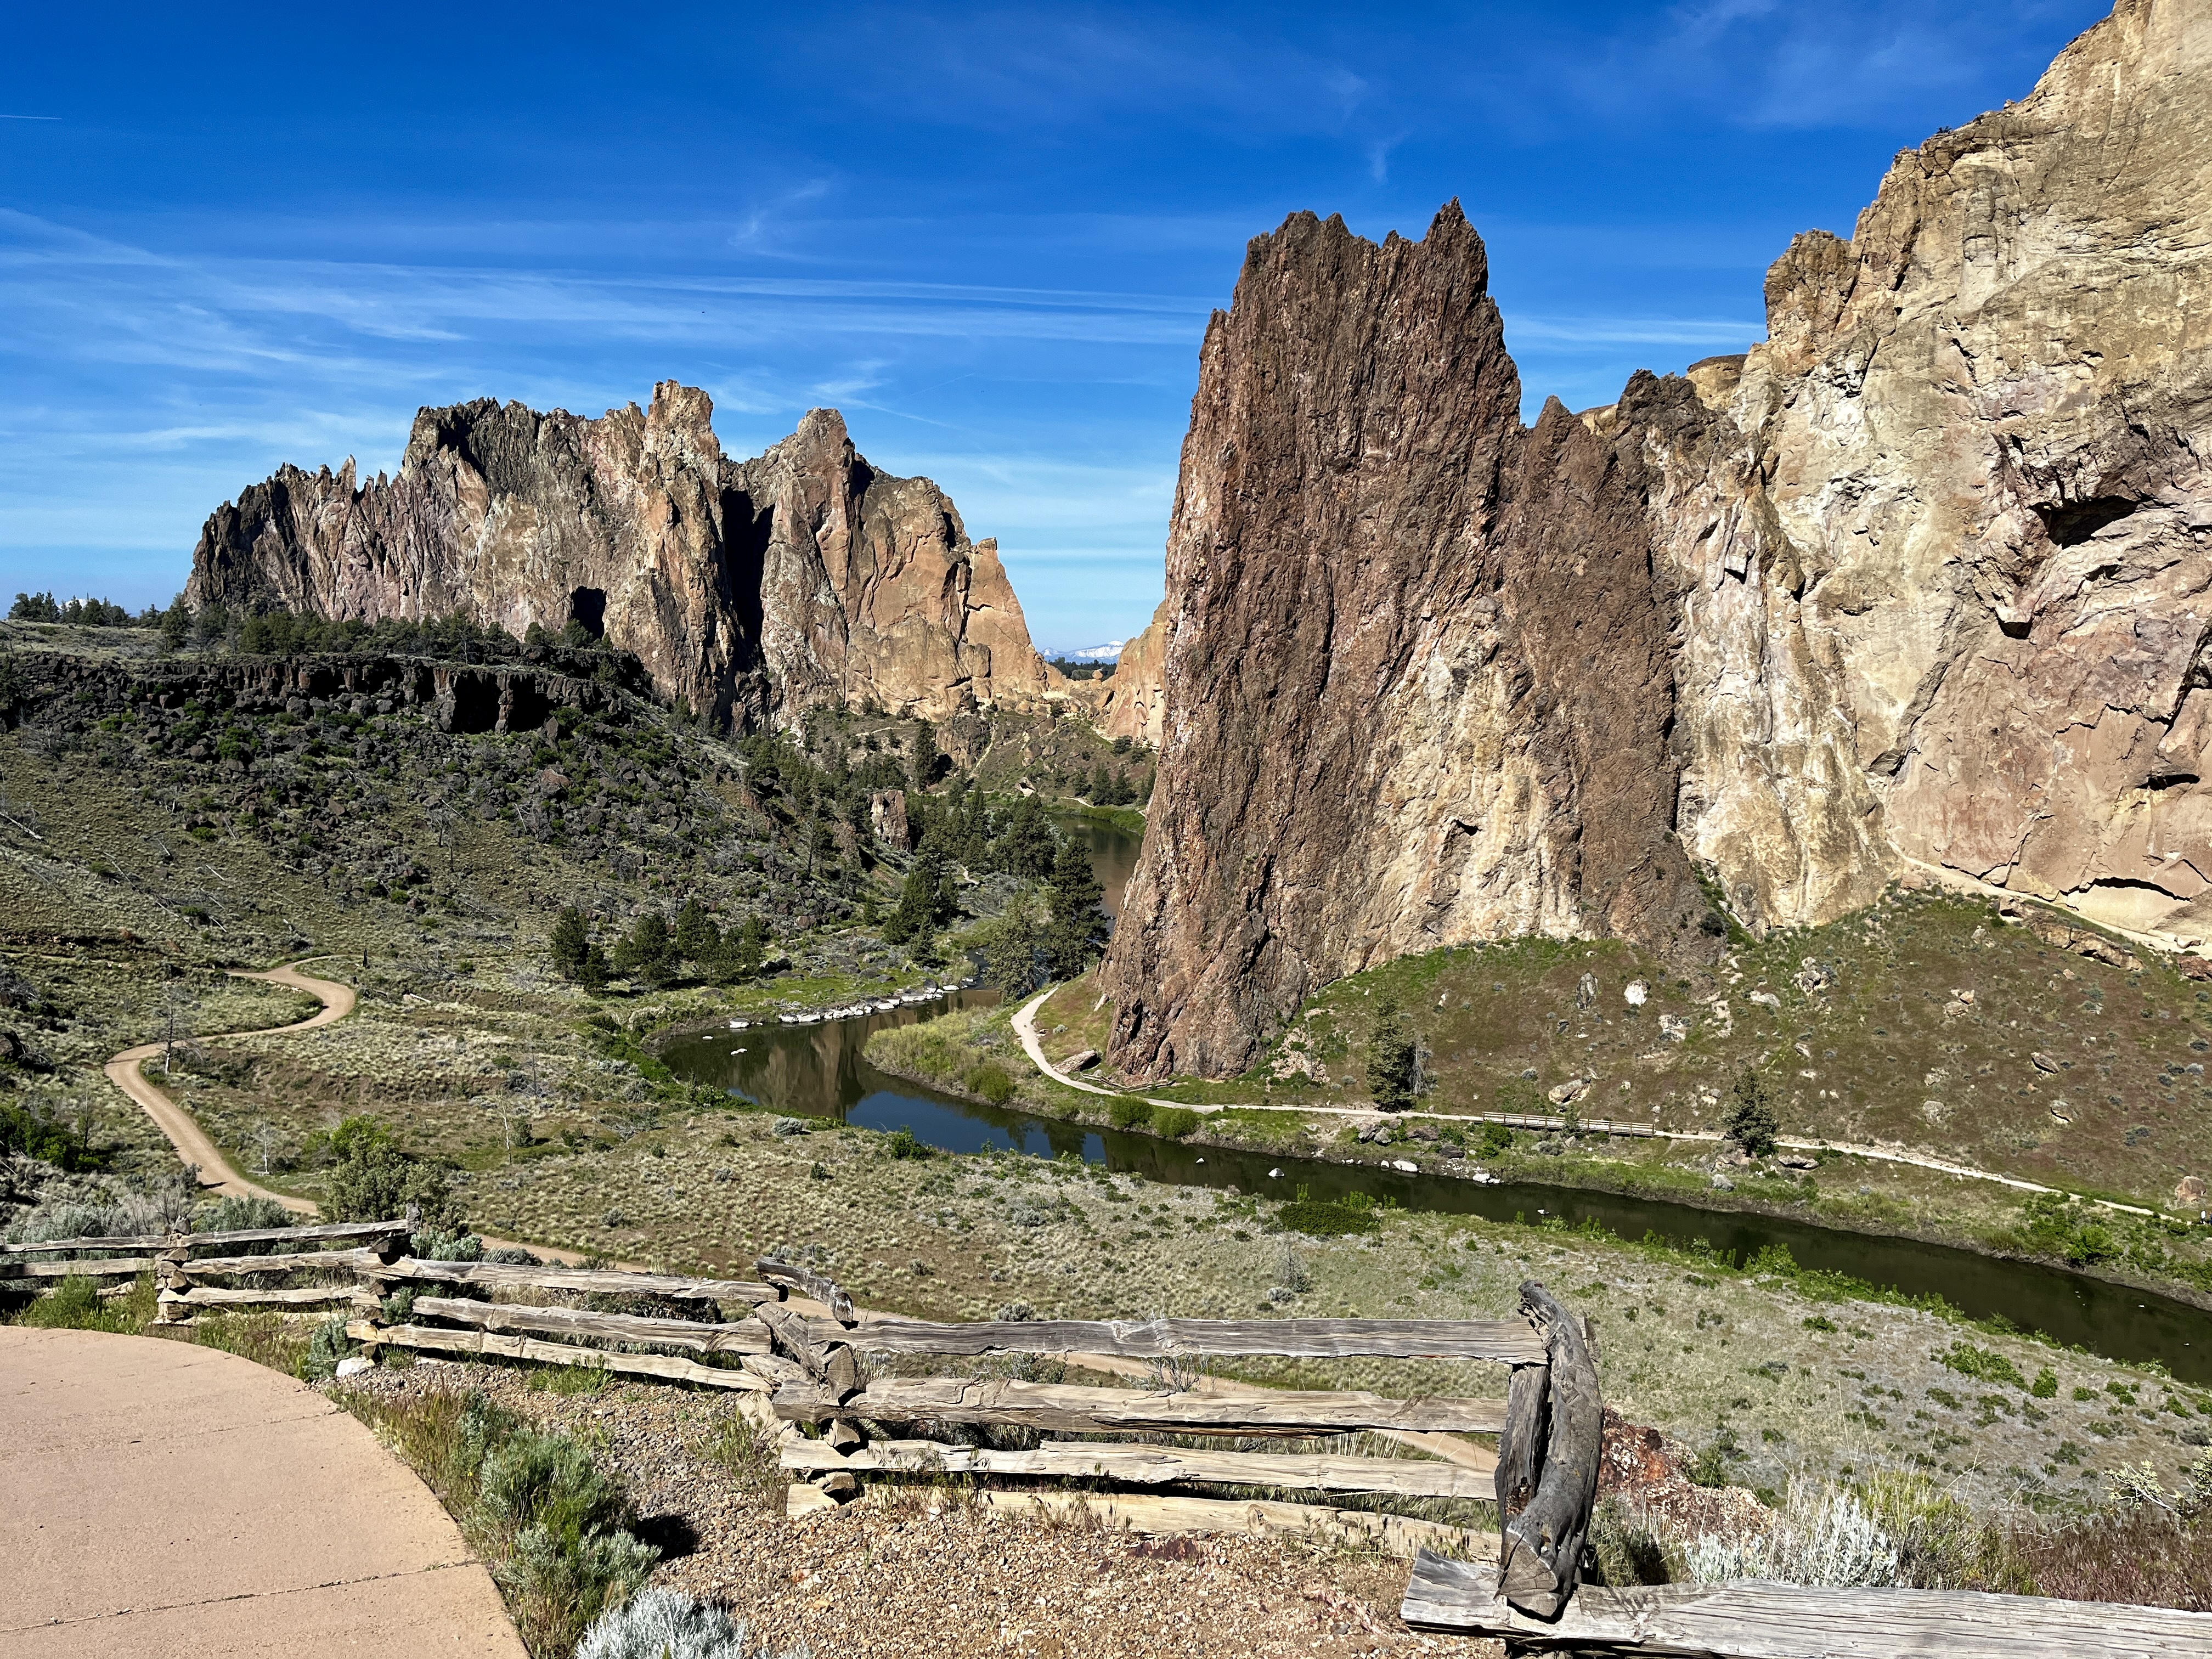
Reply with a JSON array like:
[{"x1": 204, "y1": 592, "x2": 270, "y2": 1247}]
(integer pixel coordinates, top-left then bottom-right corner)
[
  {"x1": 1151, "y1": 1105, "x2": 1201, "y2": 1140},
  {"x1": 319, "y1": 1115, "x2": 461, "y2": 1232},
  {"x1": 1108, "y1": 1097, "x2": 1153, "y2": 1131},
  {"x1": 337, "y1": 1388, "x2": 658, "y2": 1657}
]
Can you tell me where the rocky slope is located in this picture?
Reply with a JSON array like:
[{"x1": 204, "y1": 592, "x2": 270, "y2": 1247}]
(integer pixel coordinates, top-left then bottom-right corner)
[
  {"x1": 188, "y1": 391, "x2": 1060, "y2": 730},
  {"x1": 1105, "y1": 0, "x2": 2212, "y2": 1079}
]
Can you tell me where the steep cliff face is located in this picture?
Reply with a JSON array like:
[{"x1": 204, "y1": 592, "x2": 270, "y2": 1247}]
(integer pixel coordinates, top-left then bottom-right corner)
[
  {"x1": 1095, "y1": 599, "x2": 1169, "y2": 749},
  {"x1": 188, "y1": 387, "x2": 1059, "y2": 730},
  {"x1": 1104, "y1": 0, "x2": 2212, "y2": 1079},
  {"x1": 1099, "y1": 207, "x2": 1710, "y2": 1078}
]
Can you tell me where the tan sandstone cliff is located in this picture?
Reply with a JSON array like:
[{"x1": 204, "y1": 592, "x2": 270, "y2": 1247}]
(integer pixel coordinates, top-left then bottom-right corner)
[
  {"x1": 1104, "y1": 0, "x2": 2212, "y2": 1079},
  {"x1": 188, "y1": 388, "x2": 1060, "y2": 730},
  {"x1": 1095, "y1": 599, "x2": 1169, "y2": 749}
]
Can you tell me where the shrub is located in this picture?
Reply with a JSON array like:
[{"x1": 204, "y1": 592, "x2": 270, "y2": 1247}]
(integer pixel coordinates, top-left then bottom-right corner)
[
  {"x1": 577, "y1": 1588, "x2": 798, "y2": 1659},
  {"x1": 1152, "y1": 1106, "x2": 1201, "y2": 1140},
  {"x1": 18, "y1": 1272, "x2": 151, "y2": 1333},
  {"x1": 321, "y1": 1115, "x2": 461, "y2": 1231},
  {"x1": 962, "y1": 1061, "x2": 1015, "y2": 1105},
  {"x1": 2032, "y1": 1367, "x2": 2059, "y2": 1399},
  {"x1": 194, "y1": 1194, "x2": 298, "y2": 1242},
  {"x1": 1278, "y1": 1189, "x2": 1379, "y2": 1238},
  {"x1": 1935, "y1": 1341, "x2": 2028, "y2": 1390},
  {"x1": 338, "y1": 1387, "x2": 659, "y2": 1656},
  {"x1": 298, "y1": 1315, "x2": 357, "y2": 1381},
  {"x1": 1479, "y1": 1121, "x2": 1514, "y2": 1158},
  {"x1": 1684, "y1": 1480, "x2": 1900, "y2": 1587},
  {"x1": 1108, "y1": 1097, "x2": 1153, "y2": 1130},
  {"x1": 885, "y1": 1128, "x2": 930, "y2": 1160}
]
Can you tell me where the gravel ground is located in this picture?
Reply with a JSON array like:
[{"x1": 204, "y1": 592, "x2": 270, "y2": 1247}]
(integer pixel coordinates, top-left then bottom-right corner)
[{"x1": 336, "y1": 1362, "x2": 1504, "y2": 1658}]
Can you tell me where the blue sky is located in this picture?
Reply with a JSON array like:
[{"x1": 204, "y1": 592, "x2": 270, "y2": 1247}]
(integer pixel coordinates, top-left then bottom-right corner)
[{"x1": 1, "y1": 1, "x2": 2107, "y2": 652}]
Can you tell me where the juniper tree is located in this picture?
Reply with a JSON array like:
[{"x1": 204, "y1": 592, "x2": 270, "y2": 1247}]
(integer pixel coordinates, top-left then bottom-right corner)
[
  {"x1": 1724, "y1": 1068, "x2": 1781, "y2": 1156},
  {"x1": 674, "y1": 899, "x2": 718, "y2": 962},
  {"x1": 550, "y1": 906, "x2": 592, "y2": 980},
  {"x1": 1044, "y1": 836, "x2": 1107, "y2": 979},
  {"x1": 1367, "y1": 996, "x2": 1418, "y2": 1113}
]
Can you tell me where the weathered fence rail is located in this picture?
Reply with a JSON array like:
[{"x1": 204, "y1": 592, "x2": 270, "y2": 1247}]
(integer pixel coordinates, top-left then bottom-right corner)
[
  {"x1": 18, "y1": 1214, "x2": 2207, "y2": 1652},
  {"x1": 1402, "y1": 1555, "x2": 2212, "y2": 1658}
]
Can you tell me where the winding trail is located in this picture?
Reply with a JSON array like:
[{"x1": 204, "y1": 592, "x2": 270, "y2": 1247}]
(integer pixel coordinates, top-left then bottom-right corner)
[
  {"x1": 1012, "y1": 992, "x2": 2160, "y2": 1219},
  {"x1": 104, "y1": 962, "x2": 355, "y2": 1216},
  {"x1": 101, "y1": 960, "x2": 591, "y2": 1261}
]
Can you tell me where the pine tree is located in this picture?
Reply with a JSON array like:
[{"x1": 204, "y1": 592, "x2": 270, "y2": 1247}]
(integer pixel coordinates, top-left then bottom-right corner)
[
  {"x1": 883, "y1": 853, "x2": 945, "y2": 947},
  {"x1": 579, "y1": 943, "x2": 609, "y2": 993},
  {"x1": 1724, "y1": 1069, "x2": 1781, "y2": 1156},
  {"x1": 978, "y1": 890, "x2": 1044, "y2": 999},
  {"x1": 1045, "y1": 835, "x2": 1106, "y2": 979},
  {"x1": 1088, "y1": 763, "x2": 1111, "y2": 803},
  {"x1": 612, "y1": 911, "x2": 674, "y2": 985},
  {"x1": 549, "y1": 906, "x2": 591, "y2": 981},
  {"x1": 910, "y1": 723, "x2": 942, "y2": 793},
  {"x1": 1367, "y1": 996, "x2": 1418, "y2": 1113},
  {"x1": 990, "y1": 794, "x2": 1059, "y2": 879},
  {"x1": 716, "y1": 913, "x2": 768, "y2": 981},
  {"x1": 674, "y1": 899, "x2": 719, "y2": 962}
]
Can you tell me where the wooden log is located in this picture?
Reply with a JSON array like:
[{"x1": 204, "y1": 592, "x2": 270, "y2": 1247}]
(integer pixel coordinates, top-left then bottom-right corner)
[
  {"x1": 409, "y1": 1295, "x2": 770, "y2": 1354},
  {"x1": 742, "y1": 1352, "x2": 811, "y2": 1388},
  {"x1": 758, "y1": 1301, "x2": 860, "y2": 1401},
  {"x1": 1499, "y1": 1282, "x2": 1601, "y2": 1618},
  {"x1": 1398, "y1": 1554, "x2": 2212, "y2": 1658},
  {"x1": 0, "y1": 1256, "x2": 156, "y2": 1280},
  {"x1": 1494, "y1": 1362, "x2": 1549, "y2": 1535},
  {"x1": 160, "y1": 1284, "x2": 369, "y2": 1308},
  {"x1": 973, "y1": 1489, "x2": 1497, "y2": 1562},
  {"x1": 170, "y1": 1248, "x2": 384, "y2": 1278},
  {"x1": 364, "y1": 1257, "x2": 775, "y2": 1302},
  {"x1": 815, "y1": 1316, "x2": 1546, "y2": 1364},
  {"x1": 773, "y1": 1376, "x2": 1510, "y2": 1436},
  {"x1": 755, "y1": 1256, "x2": 856, "y2": 1324},
  {"x1": 780, "y1": 1437, "x2": 1494, "y2": 1496},
  {"x1": 351, "y1": 1321, "x2": 771, "y2": 1390},
  {"x1": 4, "y1": 1219, "x2": 411, "y2": 1256}
]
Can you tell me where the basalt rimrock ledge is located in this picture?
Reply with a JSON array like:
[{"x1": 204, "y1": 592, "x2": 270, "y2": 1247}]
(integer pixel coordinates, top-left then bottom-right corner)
[
  {"x1": 188, "y1": 390, "x2": 1060, "y2": 730},
  {"x1": 1104, "y1": 0, "x2": 2212, "y2": 1080}
]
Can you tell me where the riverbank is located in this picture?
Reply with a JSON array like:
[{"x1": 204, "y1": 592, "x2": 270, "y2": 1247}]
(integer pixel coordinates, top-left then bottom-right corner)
[{"x1": 864, "y1": 979, "x2": 2212, "y2": 1320}]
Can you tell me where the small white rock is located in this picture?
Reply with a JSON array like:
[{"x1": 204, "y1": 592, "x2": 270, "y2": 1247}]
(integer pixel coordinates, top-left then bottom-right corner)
[
  {"x1": 335, "y1": 1356, "x2": 374, "y2": 1379},
  {"x1": 1624, "y1": 980, "x2": 1648, "y2": 1007}
]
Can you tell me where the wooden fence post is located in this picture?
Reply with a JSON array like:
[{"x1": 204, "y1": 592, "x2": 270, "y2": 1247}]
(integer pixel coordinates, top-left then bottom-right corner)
[
  {"x1": 1497, "y1": 1280, "x2": 1602, "y2": 1618},
  {"x1": 153, "y1": 1228, "x2": 192, "y2": 1324}
]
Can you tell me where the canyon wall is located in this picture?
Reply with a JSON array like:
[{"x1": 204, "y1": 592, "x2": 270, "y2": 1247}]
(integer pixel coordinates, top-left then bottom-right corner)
[
  {"x1": 188, "y1": 390, "x2": 1060, "y2": 730},
  {"x1": 1104, "y1": 0, "x2": 2212, "y2": 1078},
  {"x1": 1094, "y1": 599, "x2": 1169, "y2": 749}
]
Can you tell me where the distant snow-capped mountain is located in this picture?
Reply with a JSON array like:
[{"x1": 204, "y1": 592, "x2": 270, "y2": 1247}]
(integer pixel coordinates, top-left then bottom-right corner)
[{"x1": 1055, "y1": 641, "x2": 1126, "y2": 662}]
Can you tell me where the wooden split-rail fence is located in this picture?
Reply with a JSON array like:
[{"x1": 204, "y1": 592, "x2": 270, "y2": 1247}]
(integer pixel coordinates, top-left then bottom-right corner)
[
  {"x1": 14, "y1": 1220, "x2": 2212, "y2": 1654},
  {"x1": 3, "y1": 1211, "x2": 1559, "y2": 1555}
]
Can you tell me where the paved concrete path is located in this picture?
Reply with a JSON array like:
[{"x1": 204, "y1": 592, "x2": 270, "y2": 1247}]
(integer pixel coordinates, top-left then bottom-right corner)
[{"x1": 0, "y1": 1327, "x2": 526, "y2": 1657}]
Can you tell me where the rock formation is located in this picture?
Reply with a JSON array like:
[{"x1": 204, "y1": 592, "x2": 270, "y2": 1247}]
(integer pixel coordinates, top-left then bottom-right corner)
[
  {"x1": 1095, "y1": 599, "x2": 1169, "y2": 750},
  {"x1": 1104, "y1": 0, "x2": 2212, "y2": 1078},
  {"x1": 188, "y1": 390, "x2": 1061, "y2": 730}
]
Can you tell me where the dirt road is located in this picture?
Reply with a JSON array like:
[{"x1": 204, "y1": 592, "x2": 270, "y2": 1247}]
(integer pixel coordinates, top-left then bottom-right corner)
[
  {"x1": 101, "y1": 961, "x2": 356, "y2": 1217},
  {"x1": 99, "y1": 960, "x2": 590, "y2": 1260}
]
